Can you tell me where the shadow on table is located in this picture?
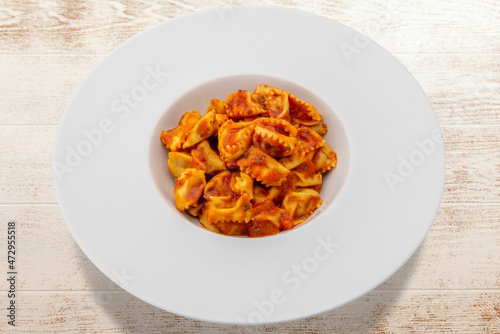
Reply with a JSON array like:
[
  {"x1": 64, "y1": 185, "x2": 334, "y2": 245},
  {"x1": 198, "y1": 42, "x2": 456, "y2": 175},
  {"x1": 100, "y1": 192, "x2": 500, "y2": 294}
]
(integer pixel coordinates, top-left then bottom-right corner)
[{"x1": 81, "y1": 245, "x2": 422, "y2": 333}]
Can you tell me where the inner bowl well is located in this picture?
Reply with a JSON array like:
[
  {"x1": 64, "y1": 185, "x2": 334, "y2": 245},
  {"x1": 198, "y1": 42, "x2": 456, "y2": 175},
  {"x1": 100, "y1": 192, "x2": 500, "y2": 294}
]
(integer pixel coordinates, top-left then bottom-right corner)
[{"x1": 148, "y1": 74, "x2": 351, "y2": 236}]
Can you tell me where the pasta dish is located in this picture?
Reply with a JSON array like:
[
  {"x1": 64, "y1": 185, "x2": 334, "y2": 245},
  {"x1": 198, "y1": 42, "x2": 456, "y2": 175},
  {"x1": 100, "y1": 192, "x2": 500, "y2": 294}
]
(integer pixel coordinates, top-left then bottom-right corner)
[{"x1": 160, "y1": 85, "x2": 337, "y2": 237}]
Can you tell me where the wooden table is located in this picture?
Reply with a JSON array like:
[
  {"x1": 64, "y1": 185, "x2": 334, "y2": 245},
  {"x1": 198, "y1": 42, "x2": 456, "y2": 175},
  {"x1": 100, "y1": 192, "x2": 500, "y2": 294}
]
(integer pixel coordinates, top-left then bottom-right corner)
[{"x1": 1, "y1": 1, "x2": 499, "y2": 332}]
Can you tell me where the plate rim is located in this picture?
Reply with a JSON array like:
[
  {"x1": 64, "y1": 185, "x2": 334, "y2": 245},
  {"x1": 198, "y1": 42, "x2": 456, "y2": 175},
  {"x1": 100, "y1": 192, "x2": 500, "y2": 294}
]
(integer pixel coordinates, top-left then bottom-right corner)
[{"x1": 52, "y1": 5, "x2": 446, "y2": 325}]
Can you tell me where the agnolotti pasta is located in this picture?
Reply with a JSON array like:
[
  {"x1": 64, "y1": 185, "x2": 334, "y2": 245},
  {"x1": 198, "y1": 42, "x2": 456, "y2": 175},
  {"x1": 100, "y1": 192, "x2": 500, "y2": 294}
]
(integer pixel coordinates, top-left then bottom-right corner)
[
  {"x1": 173, "y1": 168, "x2": 206, "y2": 211},
  {"x1": 252, "y1": 117, "x2": 297, "y2": 157},
  {"x1": 288, "y1": 92, "x2": 322, "y2": 126},
  {"x1": 191, "y1": 139, "x2": 226, "y2": 175},
  {"x1": 225, "y1": 90, "x2": 265, "y2": 118},
  {"x1": 282, "y1": 188, "x2": 323, "y2": 226},
  {"x1": 160, "y1": 85, "x2": 338, "y2": 237},
  {"x1": 254, "y1": 84, "x2": 291, "y2": 122},
  {"x1": 183, "y1": 110, "x2": 218, "y2": 149},
  {"x1": 160, "y1": 110, "x2": 201, "y2": 151},
  {"x1": 237, "y1": 146, "x2": 290, "y2": 187},
  {"x1": 295, "y1": 126, "x2": 325, "y2": 153},
  {"x1": 218, "y1": 120, "x2": 255, "y2": 164}
]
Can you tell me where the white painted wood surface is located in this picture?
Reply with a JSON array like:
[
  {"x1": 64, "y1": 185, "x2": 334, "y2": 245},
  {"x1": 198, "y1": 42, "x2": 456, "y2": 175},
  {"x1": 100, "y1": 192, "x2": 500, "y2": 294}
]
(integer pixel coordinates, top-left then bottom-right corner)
[{"x1": 0, "y1": 0, "x2": 498, "y2": 332}]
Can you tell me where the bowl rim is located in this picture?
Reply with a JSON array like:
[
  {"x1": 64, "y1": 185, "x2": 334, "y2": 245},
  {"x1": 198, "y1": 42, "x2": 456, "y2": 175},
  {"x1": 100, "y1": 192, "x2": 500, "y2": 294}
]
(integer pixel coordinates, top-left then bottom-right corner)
[
  {"x1": 52, "y1": 5, "x2": 446, "y2": 325},
  {"x1": 147, "y1": 72, "x2": 353, "y2": 239}
]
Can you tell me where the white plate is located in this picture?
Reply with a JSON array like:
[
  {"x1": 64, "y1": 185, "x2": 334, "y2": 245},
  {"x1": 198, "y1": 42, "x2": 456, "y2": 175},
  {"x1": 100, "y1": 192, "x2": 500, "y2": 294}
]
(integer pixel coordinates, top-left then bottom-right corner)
[{"x1": 53, "y1": 6, "x2": 445, "y2": 325}]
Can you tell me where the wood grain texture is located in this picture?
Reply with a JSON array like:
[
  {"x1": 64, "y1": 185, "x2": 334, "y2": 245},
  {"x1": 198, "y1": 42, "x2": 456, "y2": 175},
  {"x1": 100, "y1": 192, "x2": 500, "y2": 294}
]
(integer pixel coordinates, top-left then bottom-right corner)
[
  {"x1": 0, "y1": 204, "x2": 119, "y2": 291},
  {"x1": 397, "y1": 54, "x2": 500, "y2": 126},
  {"x1": 0, "y1": 55, "x2": 103, "y2": 125},
  {"x1": 380, "y1": 204, "x2": 500, "y2": 289},
  {"x1": 0, "y1": 204, "x2": 498, "y2": 292},
  {"x1": 0, "y1": 0, "x2": 499, "y2": 332},
  {"x1": 0, "y1": 126, "x2": 57, "y2": 204},
  {"x1": 0, "y1": 0, "x2": 499, "y2": 54},
  {"x1": 443, "y1": 126, "x2": 500, "y2": 203},
  {"x1": 1, "y1": 125, "x2": 498, "y2": 204},
  {"x1": 1, "y1": 54, "x2": 498, "y2": 126},
  {"x1": 1, "y1": 291, "x2": 498, "y2": 333}
]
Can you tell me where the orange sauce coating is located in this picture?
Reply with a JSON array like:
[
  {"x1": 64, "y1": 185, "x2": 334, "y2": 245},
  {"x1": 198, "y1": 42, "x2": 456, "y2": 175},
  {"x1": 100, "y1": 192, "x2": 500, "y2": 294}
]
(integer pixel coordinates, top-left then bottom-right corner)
[{"x1": 160, "y1": 85, "x2": 337, "y2": 237}]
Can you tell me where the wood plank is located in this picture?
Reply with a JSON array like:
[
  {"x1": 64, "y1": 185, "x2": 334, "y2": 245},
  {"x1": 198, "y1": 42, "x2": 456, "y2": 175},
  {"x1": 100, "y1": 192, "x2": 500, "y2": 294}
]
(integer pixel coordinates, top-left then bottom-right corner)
[
  {"x1": 443, "y1": 126, "x2": 500, "y2": 203},
  {"x1": 397, "y1": 54, "x2": 500, "y2": 125},
  {"x1": 1, "y1": 54, "x2": 498, "y2": 126},
  {"x1": 347, "y1": 0, "x2": 500, "y2": 54},
  {"x1": 0, "y1": 0, "x2": 499, "y2": 54},
  {"x1": 0, "y1": 204, "x2": 120, "y2": 292},
  {"x1": 1, "y1": 125, "x2": 497, "y2": 204},
  {"x1": 380, "y1": 204, "x2": 500, "y2": 289},
  {"x1": 0, "y1": 1, "x2": 498, "y2": 333},
  {"x1": 1, "y1": 291, "x2": 498, "y2": 333},
  {"x1": 0, "y1": 55, "x2": 103, "y2": 125},
  {"x1": 0, "y1": 126, "x2": 57, "y2": 204},
  {"x1": 0, "y1": 204, "x2": 498, "y2": 291}
]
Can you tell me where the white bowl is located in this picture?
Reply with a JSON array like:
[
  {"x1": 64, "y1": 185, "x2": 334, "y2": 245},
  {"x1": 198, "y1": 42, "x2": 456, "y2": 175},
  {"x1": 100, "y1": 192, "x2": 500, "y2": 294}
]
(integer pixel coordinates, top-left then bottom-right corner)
[
  {"x1": 53, "y1": 6, "x2": 445, "y2": 325},
  {"x1": 149, "y1": 74, "x2": 351, "y2": 233}
]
